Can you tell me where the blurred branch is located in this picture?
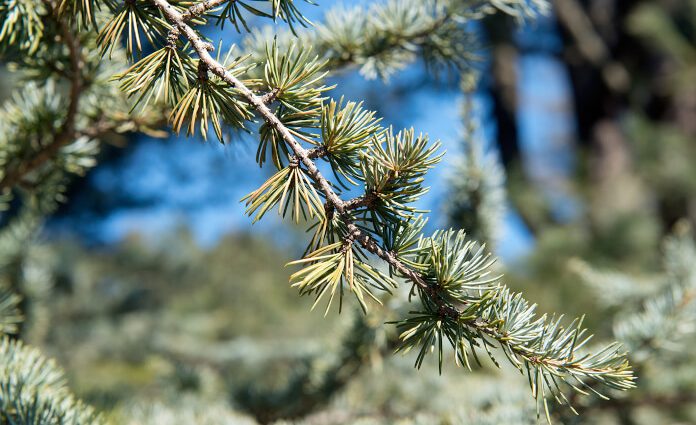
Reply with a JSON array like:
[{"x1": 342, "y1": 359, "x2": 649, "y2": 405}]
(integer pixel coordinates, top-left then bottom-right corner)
[
  {"x1": 236, "y1": 311, "x2": 390, "y2": 424},
  {"x1": 0, "y1": 4, "x2": 84, "y2": 191},
  {"x1": 552, "y1": 0, "x2": 629, "y2": 92}
]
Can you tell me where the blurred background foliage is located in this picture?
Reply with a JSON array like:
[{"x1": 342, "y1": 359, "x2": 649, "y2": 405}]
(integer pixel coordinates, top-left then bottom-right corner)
[{"x1": 1, "y1": 0, "x2": 696, "y2": 424}]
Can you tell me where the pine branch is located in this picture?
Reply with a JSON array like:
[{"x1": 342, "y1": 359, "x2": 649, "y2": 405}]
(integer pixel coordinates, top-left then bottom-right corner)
[
  {"x1": 0, "y1": 287, "x2": 22, "y2": 336},
  {"x1": 153, "y1": 0, "x2": 428, "y2": 283},
  {"x1": 0, "y1": 337, "x2": 103, "y2": 424},
  {"x1": 0, "y1": 0, "x2": 633, "y2": 421},
  {"x1": 0, "y1": 4, "x2": 84, "y2": 191},
  {"x1": 151, "y1": 2, "x2": 470, "y2": 333},
  {"x1": 59, "y1": 1, "x2": 629, "y2": 419},
  {"x1": 151, "y1": 0, "x2": 447, "y2": 327},
  {"x1": 152, "y1": 3, "x2": 633, "y2": 413},
  {"x1": 154, "y1": 1, "x2": 359, "y2": 223}
]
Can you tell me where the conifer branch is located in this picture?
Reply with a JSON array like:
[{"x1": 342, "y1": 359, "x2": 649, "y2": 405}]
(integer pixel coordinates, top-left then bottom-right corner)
[
  {"x1": 0, "y1": 5, "x2": 83, "y2": 191},
  {"x1": 0, "y1": 336, "x2": 103, "y2": 424},
  {"x1": 153, "y1": 0, "x2": 446, "y2": 311},
  {"x1": 242, "y1": 0, "x2": 477, "y2": 79},
  {"x1": 152, "y1": 5, "x2": 634, "y2": 405},
  {"x1": 323, "y1": 9, "x2": 456, "y2": 72},
  {"x1": 153, "y1": 0, "x2": 469, "y2": 315},
  {"x1": 86, "y1": 1, "x2": 635, "y2": 418}
]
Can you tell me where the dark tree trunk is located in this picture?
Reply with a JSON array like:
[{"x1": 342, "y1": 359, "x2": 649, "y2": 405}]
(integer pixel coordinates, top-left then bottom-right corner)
[
  {"x1": 483, "y1": 14, "x2": 521, "y2": 169},
  {"x1": 553, "y1": 0, "x2": 691, "y2": 231}
]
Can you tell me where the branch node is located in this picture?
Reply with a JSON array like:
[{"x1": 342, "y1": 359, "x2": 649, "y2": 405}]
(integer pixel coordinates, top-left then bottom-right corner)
[
  {"x1": 345, "y1": 192, "x2": 379, "y2": 211},
  {"x1": 324, "y1": 202, "x2": 335, "y2": 221},
  {"x1": 340, "y1": 237, "x2": 354, "y2": 254},
  {"x1": 166, "y1": 28, "x2": 180, "y2": 48},
  {"x1": 197, "y1": 61, "x2": 209, "y2": 82},
  {"x1": 307, "y1": 146, "x2": 328, "y2": 160},
  {"x1": 261, "y1": 87, "x2": 281, "y2": 104}
]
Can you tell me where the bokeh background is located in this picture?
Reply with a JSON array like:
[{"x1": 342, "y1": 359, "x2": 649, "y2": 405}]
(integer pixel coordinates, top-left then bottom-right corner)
[{"x1": 2, "y1": 0, "x2": 696, "y2": 424}]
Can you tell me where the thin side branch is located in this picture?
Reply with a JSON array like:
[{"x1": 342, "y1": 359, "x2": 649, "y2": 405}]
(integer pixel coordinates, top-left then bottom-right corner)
[
  {"x1": 182, "y1": 0, "x2": 231, "y2": 20},
  {"x1": 306, "y1": 146, "x2": 328, "y2": 160},
  {"x1": 260, "y1": 87, "x2": 281, "y2": 104},
  {"x1": 344, "y1": 193, "x2": 378, "y2": 210},
  {"x1": 77, "y1": 115, "x2": 168, "y2": 141}
]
